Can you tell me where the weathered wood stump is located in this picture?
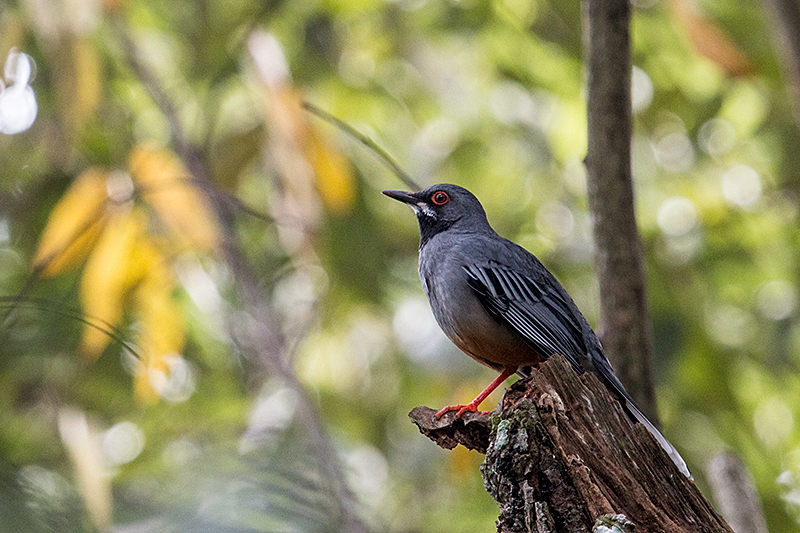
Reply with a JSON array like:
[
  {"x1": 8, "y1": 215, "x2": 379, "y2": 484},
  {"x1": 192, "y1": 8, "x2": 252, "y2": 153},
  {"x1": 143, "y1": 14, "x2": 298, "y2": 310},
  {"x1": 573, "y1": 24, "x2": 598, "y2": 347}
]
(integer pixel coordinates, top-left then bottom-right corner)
[{"x1": 409, "y1": 355, "x2": 732, "y2": 533}]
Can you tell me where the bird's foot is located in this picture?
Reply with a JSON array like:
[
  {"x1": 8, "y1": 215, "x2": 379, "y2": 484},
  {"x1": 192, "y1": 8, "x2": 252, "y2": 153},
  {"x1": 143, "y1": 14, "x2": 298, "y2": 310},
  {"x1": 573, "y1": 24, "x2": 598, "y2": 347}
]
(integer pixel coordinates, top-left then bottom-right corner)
[{"x1": 434, "y1": 402, "x2": 490, "y2": 420}]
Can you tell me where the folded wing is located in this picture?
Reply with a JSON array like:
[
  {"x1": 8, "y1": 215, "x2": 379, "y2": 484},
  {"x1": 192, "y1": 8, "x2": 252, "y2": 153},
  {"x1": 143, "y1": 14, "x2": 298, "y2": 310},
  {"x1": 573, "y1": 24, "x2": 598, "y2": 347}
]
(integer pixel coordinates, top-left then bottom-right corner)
[
  {"x1": 463, "y1": 262, "x2": 587, "y2": 374},
  {"x1": 464, "y1": 261, "x2": 692, "y2": 478}
]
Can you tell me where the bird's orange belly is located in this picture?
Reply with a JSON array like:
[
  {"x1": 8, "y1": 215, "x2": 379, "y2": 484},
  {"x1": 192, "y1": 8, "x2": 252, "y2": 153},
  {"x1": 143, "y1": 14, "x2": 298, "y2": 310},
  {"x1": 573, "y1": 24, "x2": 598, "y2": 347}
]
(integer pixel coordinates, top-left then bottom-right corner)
[{"x1": 442, "y1": 302, "x2": 545, "y2": 370}]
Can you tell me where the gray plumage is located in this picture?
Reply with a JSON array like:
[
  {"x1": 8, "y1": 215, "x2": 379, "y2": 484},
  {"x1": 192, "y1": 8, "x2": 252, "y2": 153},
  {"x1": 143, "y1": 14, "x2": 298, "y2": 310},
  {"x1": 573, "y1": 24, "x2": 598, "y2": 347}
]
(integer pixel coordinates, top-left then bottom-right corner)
[{"x1": 384, "y1": 183, "x2": 691, "y2": 478}]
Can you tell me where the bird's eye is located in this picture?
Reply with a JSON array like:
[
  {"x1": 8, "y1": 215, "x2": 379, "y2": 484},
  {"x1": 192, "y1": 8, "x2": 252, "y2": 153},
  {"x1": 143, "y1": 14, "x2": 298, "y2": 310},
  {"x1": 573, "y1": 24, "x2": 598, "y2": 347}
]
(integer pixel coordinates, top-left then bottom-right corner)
[{"x1": 431, "y1": 191, "x2": 450, "y2": 205}]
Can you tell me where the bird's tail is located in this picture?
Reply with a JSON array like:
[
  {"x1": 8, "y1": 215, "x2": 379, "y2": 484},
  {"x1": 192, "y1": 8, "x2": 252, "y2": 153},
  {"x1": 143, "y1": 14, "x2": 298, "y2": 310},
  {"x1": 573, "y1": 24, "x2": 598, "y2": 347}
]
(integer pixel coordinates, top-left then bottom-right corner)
[
  {"x1": 623, "y1": 396, "x2": 692, "y2": 479},
  {"x1": 589, "y1": 348, "x2": 692, "y2": 478}
]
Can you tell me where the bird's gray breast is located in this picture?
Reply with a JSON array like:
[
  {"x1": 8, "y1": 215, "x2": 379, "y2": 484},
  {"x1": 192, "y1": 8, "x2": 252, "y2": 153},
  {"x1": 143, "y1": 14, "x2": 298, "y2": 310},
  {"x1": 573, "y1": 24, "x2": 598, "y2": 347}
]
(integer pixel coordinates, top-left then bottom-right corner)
[{"x1": 418, "y1": 234, "x2": 541, "y2": 369}]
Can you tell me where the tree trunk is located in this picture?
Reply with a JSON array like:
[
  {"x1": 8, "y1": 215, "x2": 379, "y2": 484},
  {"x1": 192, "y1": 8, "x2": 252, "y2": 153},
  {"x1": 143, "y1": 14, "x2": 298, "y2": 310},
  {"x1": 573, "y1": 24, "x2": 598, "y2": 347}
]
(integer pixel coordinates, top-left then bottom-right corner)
[
  {"x1": 761, "y1": 0, "x2": 800, "y2": 132},
  {"x1": 705, "y1": 453, "x2": 769, "y2": 533},
  {"x1": 583, "y1": 0, "x2": 660, "y2": 424},
  {"x1": 410, "y1": 356, "x2": 732, "y2": 533}
]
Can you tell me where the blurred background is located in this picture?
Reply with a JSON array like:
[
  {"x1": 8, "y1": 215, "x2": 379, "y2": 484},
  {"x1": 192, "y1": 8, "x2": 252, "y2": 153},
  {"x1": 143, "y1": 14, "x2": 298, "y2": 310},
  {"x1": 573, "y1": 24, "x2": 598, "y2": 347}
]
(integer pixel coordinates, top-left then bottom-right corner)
[{"x1": 1, "y1": 0, "x2": 799, "y2": 531}]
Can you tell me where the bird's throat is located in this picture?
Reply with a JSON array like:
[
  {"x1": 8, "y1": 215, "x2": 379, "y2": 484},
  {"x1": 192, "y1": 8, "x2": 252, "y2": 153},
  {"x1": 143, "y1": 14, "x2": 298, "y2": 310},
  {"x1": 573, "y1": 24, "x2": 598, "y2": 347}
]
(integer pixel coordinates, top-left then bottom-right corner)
[{"x1": 417, "y1": 217, "x2": 458, "y2": 248}]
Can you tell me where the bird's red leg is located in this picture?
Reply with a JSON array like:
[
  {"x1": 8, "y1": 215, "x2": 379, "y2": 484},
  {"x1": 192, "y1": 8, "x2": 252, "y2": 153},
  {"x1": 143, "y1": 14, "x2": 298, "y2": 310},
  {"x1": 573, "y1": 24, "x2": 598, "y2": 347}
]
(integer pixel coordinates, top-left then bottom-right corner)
[{"x1": 435, "y1": 365, "x2": 518, "y2": 419}]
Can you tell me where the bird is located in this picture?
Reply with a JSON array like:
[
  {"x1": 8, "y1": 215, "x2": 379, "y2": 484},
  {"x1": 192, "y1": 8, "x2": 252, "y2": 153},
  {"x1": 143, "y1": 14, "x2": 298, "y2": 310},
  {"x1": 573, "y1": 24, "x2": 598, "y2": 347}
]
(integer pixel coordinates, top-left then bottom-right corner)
[{"x1": 383, "y1": 183, "x2": 691, "y2": 478}]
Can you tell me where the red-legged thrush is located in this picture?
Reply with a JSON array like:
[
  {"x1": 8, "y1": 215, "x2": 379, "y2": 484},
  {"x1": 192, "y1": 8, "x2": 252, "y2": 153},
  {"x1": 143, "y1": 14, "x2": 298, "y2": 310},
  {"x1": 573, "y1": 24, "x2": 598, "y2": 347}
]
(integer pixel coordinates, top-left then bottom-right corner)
[{"x1": 384, "y1": 183, "x2": 691, "y2": 478}]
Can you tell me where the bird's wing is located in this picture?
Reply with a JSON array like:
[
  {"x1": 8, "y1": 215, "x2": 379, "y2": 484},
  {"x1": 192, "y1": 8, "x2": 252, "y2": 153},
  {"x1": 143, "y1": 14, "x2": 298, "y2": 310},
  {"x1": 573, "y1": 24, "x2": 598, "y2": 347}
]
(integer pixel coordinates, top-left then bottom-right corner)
[
  {"x1": 463, "y1": 262, "x2": 586, "y2": 373},
  {"x1": 464, "y1": 262, "x2": 694, "y2": 478}
]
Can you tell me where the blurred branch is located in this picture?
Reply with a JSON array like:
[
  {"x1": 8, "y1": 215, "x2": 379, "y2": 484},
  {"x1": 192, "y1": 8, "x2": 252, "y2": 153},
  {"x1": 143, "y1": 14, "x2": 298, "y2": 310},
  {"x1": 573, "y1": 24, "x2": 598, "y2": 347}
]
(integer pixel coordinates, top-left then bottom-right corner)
[
  {"x1": 411, "y1": 356, "x2": 732, "y2": 533},
  {"x1": 0, "y1": 296, "x2": 141, "y2": 359},
  {"x1": 582, "y1": 0, "x2": 660, "y2": 424},
  {"x1": 110, "y1": 20, "x2": 368, "y2": 533},
  {"x1": 111, "y1": 18, "x2": 201, "y2": 173},
  {"x1": 705, "y1": 452, "x2": 769, "y2": 533},
  {"x1": 761, "y1": 0, "x2": 800, "y2": 131}
]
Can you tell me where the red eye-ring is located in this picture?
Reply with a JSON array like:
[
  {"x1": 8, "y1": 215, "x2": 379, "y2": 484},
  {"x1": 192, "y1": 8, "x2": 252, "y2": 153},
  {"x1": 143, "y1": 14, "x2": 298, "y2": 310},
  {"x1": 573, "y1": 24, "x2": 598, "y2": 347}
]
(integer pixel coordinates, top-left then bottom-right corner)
[{"x1": 431, "y1": 191, "x2": 450, "y2": 205}]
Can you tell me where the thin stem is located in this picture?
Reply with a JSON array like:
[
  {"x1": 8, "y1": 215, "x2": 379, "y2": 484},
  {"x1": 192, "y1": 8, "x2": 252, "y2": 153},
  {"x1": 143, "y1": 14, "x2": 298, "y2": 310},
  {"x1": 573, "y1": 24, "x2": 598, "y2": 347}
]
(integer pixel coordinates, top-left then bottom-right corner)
[{"x1": 303, "y1": 102, "x2": 420, "y2": 190}]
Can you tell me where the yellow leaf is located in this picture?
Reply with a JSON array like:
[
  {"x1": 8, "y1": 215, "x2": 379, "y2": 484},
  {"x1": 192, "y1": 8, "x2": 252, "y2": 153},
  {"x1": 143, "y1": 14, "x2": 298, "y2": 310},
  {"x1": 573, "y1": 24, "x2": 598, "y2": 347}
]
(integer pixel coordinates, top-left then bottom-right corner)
[
  {"x1": 264, "y1": 87, "x2": 323, "y2": 224},
  {"x1": 79, "y1": 208, "x2": 147, "y2": 358},
  {"x1": 307, "y1": 128, "x2": 356, "y2": 214},
  {"x1": 32, "y1": 168, "x2": 109, "y2": 277},
  {"x1": 135, "y1": 271, "x2": 184, "y2": 357},
  {"x1": 131, "y1": 261, "x2": 185, "y2": 403},
  {"x1": 270, "y1": 86, "x2": 306, "y2": 143},
  {"x1": 265, "y1": 87, "x2": 356, "y2": 215},
  {"x1": 126, "y1": 228, "x2": 167, "y2": 288},
  {"x1": 129, "y1": 145, "x2": 221, "y2": 253}
]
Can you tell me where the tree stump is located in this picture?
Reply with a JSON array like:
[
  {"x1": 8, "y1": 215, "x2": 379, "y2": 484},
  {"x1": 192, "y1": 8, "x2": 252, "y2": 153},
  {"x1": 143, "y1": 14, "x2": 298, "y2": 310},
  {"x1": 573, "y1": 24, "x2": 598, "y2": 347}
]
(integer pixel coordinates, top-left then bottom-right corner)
[{"x1": 409, "y1": 355, "x2": 732, "y2": 533}]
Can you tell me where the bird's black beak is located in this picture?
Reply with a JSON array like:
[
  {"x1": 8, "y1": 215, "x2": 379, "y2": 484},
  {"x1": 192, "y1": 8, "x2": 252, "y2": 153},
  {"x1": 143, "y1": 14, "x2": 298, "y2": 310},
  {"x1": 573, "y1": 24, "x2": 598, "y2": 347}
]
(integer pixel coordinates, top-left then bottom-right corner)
[{"x1": 382, "y1": 189, "x2": 418, "y2": 204}]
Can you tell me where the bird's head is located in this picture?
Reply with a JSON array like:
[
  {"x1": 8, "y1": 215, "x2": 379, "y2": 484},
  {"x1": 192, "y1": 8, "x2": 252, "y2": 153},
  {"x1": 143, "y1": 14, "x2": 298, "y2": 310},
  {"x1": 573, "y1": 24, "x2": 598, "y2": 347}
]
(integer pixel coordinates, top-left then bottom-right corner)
[{"x1": 383, "y1": 184, "x2": 490, "y2": 246}]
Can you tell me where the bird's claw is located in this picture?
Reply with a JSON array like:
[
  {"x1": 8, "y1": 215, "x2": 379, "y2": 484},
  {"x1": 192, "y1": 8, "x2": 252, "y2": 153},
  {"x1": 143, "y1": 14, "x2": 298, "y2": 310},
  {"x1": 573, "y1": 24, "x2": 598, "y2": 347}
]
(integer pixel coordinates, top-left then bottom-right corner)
[{"x1": 434, "y1": 402, "x2": 490, "y2": 420}]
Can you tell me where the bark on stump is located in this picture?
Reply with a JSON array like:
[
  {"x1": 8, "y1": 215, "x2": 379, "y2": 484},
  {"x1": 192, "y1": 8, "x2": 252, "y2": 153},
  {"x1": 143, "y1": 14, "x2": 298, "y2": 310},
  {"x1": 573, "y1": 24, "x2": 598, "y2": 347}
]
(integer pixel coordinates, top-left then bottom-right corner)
[{"x1": 409, "y1": 356, "x2": 732, "y2": 533}]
